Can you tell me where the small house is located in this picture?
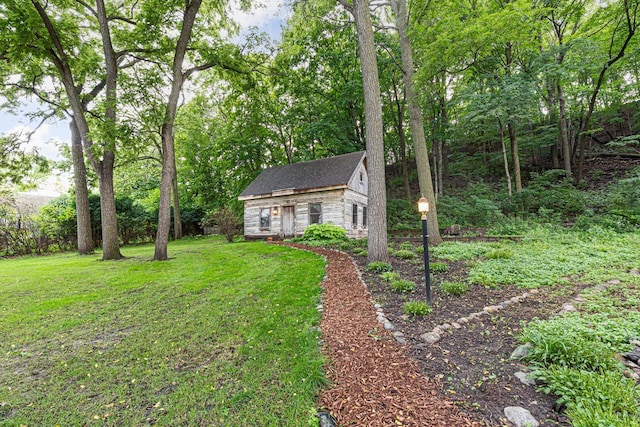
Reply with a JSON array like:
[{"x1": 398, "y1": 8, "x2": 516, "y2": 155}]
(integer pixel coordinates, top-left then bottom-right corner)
[{"x1": 238, "y1": 151, "x2": 368, "y2": 239}]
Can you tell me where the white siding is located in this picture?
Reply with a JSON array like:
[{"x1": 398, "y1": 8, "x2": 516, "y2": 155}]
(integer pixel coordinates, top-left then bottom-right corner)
[{"x1": 244, "y1": 189, "x2": 368, "y2": 239}]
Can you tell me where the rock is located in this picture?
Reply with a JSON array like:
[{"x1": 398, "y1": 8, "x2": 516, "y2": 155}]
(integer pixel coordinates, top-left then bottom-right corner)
[
  {"x1": 432, "y1": 326, "x2": 444, "y2": 335},
  {"x1": 630, "y1": 338, "x2": 640, "y2": 347},
  {"x1": 420, "y1": 332, "x2": 441, "y2": 344},
  {"x1": 452, "y1": 322, "x2": 462, "y2": 329},
  {"x1": 457, "y1": 317, "x2": 468, "y2": 324},
  {"x1": 514, "y1": 371, "x2": 536, "y2": 386},
  {"x1": 574, "y1": 296, "x2": 584, "y2": 303},
  {"x1": 383, "y1": 321, "x2": 396, "y2": 331},
  {"x1": 624, "y1": 369, "x2": 640, "y2": 381},
  {"x1": 529, "y1": 289, "x2": 540, "y2": 294},
  {"x1": 504, "y1": 406, "x2": 539, "y2": 427},
  {"x1": 374, "y1": 303, "x2": 382, "y2": 309},
  {"x1": 560, "y1": 303, "x2": 576, "y2": 313},
  {"x1": 376, "y1": 314, "x2": 386, "y2": 324},
  {"x1": 440, "y1": 323, "x2": 452, "y2": 331},
  {"x1": 510, "y1": 343, "x2": 532, "y2": 360},
  {"x1": 483, "y1": 305, "x2": 500, "y2": 314},
  {"x1": 608, "y1": 279, "x2": 621, "y2": 285},
  {"x1": 318, "y1": 411, "x2": 336, "y2": 427},
  {"x1": 622, "y1": 346, "x2": 640, "y2": 364}
]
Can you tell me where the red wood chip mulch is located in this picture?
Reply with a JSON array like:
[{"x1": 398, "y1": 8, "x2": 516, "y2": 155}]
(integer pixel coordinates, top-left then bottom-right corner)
[{"x1": 291, "y1": 245, "x2": 480, "y2": 427}]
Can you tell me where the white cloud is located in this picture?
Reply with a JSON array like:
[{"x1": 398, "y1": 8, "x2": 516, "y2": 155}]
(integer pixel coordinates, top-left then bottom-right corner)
[
  {"x1": 9, "y1": 123, "x2": 66, "y2": 162},
  {"x1": 230, "y1": 1, "x2": 289, "y2": 29}
]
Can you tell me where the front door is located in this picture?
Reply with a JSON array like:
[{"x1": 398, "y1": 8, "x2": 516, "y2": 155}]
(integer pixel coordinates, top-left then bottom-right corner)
[{"x1": 282, "y1": 206, "x2": 295, "y2": 238}]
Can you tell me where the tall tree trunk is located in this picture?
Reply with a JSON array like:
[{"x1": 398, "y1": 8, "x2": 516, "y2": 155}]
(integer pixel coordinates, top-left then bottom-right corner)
[
  {"x1": 341, "y1": 0, "x2": 388, "y2": 261},
  {"x1": 390, "y1": 0, "x2": 442, "y2": 244},
  {"x1": 498, "y1": 117, "x2": 513, "y2": 198},
  {"x1": 507, "y1": 122, "x2": 522, "y2": 193},
  {"x1": 557, "y1": 83, "x2": 572, "y2": 176},
  {"x1": 576, "y1": 0, "x2": 638, "y2": 181},
  {"x1": 172, "y1": 163, "x2": 183, "y2": 240},
  {"x1": 95, "y1": 0, "x2": 122, "y2": 260},
  {"x1": 32, "y1": 0, "x2": 121, "y2": 260},
  {"x1": 154, "y1": 0, "x2": 202, "y2": 261},
  {"x1": 391, "y1": 77, "x2": 411, "y2": 199},
  {"x1": 70, "y1": 118, "x2": 94, "y2": 254}
]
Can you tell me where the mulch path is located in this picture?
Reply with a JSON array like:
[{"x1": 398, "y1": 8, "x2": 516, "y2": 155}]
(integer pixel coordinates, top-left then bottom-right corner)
[{"x1": 285, "y1": 244, "x2": 480, "y2": 427}]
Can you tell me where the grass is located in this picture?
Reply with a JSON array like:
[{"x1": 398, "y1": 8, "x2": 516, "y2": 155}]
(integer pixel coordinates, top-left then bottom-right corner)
[{"x1": 0, "y1": 237, "x2": 326, "y2": 426}]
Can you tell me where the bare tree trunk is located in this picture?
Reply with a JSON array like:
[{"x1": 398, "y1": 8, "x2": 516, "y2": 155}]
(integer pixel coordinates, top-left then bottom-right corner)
[
  {"x1": 154, "y1": 0, "x2": 202, "y2": 260},
  {"x1": 498, "y1": 117, "x2": 513, "y2": 198},
  {"x1": 70, "y1": 118, "x2": 94, "y2": 254},
  {"x1": 508, "y1": 122, "x2": 522, "y2": 193},
  {"x1": 172, "y1": 163, "x2": 183, "y2": 240},
  {"x1": 390, "y1": 0, "x2": 442, "y2": 244},
  {"x1": 341, "y1": 0, "x2": 388, "y2": 261}
]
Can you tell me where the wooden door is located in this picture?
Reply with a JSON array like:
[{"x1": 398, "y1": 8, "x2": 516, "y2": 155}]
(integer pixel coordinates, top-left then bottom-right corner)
[{"x1": 282, "y1": 206, "x2": 295, "y2": 238}]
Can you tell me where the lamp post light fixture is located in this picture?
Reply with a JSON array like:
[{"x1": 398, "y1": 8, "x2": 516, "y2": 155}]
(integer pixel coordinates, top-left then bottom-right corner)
[{"x1": 418, "y1": 196, "x2": 432, "y2": 305}]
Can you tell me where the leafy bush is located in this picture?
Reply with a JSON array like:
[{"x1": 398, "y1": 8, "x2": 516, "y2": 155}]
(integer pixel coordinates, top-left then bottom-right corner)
[
  {"x1": 391, "y1": 279, "x2": 416, "y2": 293},
  {"x1": 513, "y1": 170, "x2": 587, "y2": 219},
  {"x1": 520, "y1": 315, "x2": 622, "y2": 372},
  {"x1": 429, "y1": 262, "x2": 448, "y2": 274},
  {"x1": 533, "y1": 366, "x2": 640, "y2": 427},
  {"x1": 380, "y1": 272, "x2": 400, "y2": 282},
  {"x1": 301, "y1": 223, "x2": 347, "y2": 241},
  {"x1": 353, "y1": 248, "x2": 368, "y2": 257},
  {"x1": 201, "y1": 207, "x2": 240, "y2": 243},
  {"x1": 399, "y1": 242, "x2": 415, "y2": 251},
  {"x1": 485, "y1": 248, "x2": 513, "y2": 259},
  {"x1": 403, "y1": 301, "x2": 432, "y2": 316},
  {"x1": 441, "y1": 281, "x2": 468, "y2": 296},
  {"x1": 366, "y1": 261, "x2": 392, "y2": 273},
  {"x1": 393, "y1": 249, "x2": 417, "y2": 260}
]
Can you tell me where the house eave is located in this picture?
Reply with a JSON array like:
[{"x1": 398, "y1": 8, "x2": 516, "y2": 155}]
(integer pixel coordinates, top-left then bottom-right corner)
[{"x1": 238, "y1": 185, "x2": 348, "y2": 201}]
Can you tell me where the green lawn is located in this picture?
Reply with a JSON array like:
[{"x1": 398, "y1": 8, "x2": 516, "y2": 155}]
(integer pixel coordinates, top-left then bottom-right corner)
[{"x1": 0, "y1": 237, "x2": 326, "y2": 426}]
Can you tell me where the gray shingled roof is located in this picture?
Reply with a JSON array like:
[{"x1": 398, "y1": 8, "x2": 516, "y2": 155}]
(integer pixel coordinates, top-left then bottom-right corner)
[{"x1": 239, "y1": 151, "x2": 366, "y2": 199}]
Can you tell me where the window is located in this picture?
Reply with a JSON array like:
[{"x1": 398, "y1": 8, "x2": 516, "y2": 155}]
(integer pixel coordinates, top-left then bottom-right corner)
[
  {"x1": 352, "y1": 204, "x2": 358, "y2": 227},
  {"x1": 362, "y1": 206, "x2": 367, "y2": 228},
  {"x1": 309, "y1": 203, "x2": 322, "y2": 224},
  {"x1": 260, "y1": 208, "x2": 271, "y2": 229}
]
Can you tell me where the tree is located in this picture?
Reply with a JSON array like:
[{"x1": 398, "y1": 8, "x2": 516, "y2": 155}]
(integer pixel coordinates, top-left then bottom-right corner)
[
  {"x1": 390, "y1": 0, "x2": 442, "y2": 244},
  {"x1": 1, "y1": 0, "x2": 125, "y2": 259},
  {"x1": 0, "y1": 133, "x2": 49, "y2": 188},
  {"x1": 339, "y1": 0, "x2": 388, "y2": 261}
]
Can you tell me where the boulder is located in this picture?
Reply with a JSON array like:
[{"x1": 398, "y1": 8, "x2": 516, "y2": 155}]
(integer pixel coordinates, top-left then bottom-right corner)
[{"x1": 504, "y1": 406, "x2": 539, "y2": 427}]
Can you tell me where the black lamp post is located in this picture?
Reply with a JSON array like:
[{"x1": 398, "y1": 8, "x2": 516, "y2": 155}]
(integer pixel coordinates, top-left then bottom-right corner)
[{"x1": 418, "y1": 196, "x2": 432, "y2": 305}]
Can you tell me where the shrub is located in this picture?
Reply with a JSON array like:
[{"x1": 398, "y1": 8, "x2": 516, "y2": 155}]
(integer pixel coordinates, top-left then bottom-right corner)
[
  {"x1": 520, "y1": 315, "x2": 622, "y2": 372},
  {"x1": 201, "y1": 207, "x2": 240, "y2": 243},
  {"x1": 403, "y1": 301, "x2": 432, "y2": 316},
  {"x1": 429, "y1": 262, "x2": 448, "y2": 274},
  {"x1": 393, "y1": 249, "x2": 417, "y2": 260},
  {"x1": 399, "y1": 242, "x2": 414, "y2": 251},
  {"x1": 353, "y1": 248, "x2": 368, "y2": 257},
  {"x1": 366, "y1": 261, "x2": 392, "y2": 273},
  {"x1": 485, "y1": 248, "x2": 514, "y2": 259},
  {"x1": 391, "y1": 279, "x2": 416, "y2": 293},
  {"x1": 533, "y1": 365, "x2": 640, "y2": 427},
  {"x1": 380, "y1": 272, "x2": 400, "y2": 282},
  {"x1": 441, "y1": 281, "x2": 468, "y2": 296},
  {"x1": 302, "y1": 223, "x2": 347, "y2": 241}
]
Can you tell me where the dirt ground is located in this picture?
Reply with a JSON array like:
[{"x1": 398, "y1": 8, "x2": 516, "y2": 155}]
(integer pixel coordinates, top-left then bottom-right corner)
[{"x1": 351, "y1": 249, "x2": 587, "y2": 427}]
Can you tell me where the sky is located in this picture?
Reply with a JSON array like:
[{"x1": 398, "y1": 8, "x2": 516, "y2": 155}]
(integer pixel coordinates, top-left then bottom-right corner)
[{"x1": 2, "y1": 1, "x2": 290, "y2": 196}]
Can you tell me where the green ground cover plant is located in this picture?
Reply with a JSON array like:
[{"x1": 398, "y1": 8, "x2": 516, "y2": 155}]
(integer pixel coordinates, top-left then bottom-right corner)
[
  {"x1": 0, "y1": 237, "x2": 326, "y2": 426},
  {"x1": 403, "y1": 301, "x2": 432, "y2": 316},
  {"x1": 519, "y1": 266, "x2": 640, "y2": 427},
  {"x1": 391, "y1": 279, "x2": 417, "y2": 293},
  {"x1": 435, "y1": 229, "x2": 640, "y2": 288},
  {"x1": 440, "y1": 281, "x2": 469, "y2": 296}
]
